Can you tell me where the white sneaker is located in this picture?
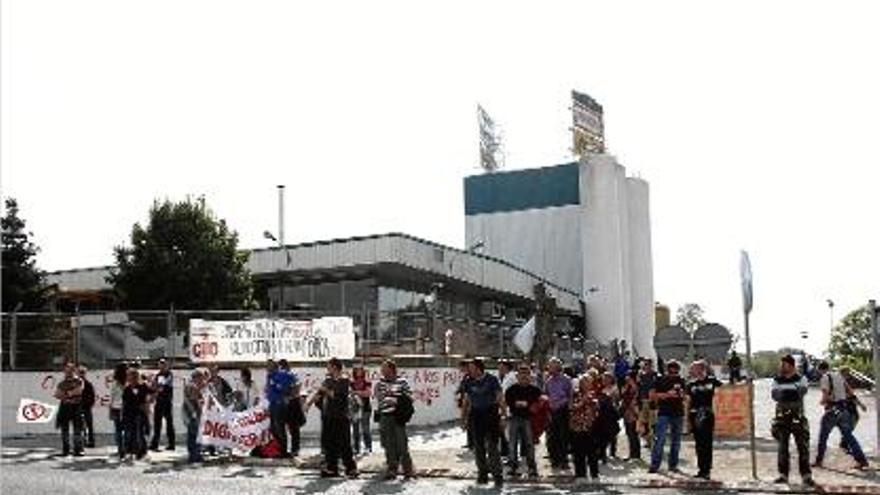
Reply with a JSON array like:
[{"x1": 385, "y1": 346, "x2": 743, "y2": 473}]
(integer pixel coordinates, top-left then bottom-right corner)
[{"x1": 573, "y1": 476, "x2": 588, "y2": 485}]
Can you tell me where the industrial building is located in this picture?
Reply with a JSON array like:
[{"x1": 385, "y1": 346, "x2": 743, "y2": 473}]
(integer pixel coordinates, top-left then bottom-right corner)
[
  {"x1": 45, "y1": 233, "x2": 582, "y2": 359},
  {"x1": 465, "y1": 153, "x2": 655, "y2": 357},
  {"x1": 45, "y1": 151, "x2": 655, "y2": 359}
]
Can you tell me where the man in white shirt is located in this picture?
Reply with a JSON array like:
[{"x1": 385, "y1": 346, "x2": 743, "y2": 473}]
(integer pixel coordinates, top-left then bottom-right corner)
[{"x1": 812, "y1": 361, "x2": 868, "y2": 469}]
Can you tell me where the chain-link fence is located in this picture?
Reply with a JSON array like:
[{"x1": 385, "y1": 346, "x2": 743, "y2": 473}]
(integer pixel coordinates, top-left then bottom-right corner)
[{"x1": 1, "y1": 309, "x2": 527, "y2": 371}]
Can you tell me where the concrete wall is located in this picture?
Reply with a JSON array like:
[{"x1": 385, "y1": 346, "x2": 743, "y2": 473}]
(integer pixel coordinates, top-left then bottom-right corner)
[{"x1": 1, "y1": 366, "x2": 463, "y2": 437}]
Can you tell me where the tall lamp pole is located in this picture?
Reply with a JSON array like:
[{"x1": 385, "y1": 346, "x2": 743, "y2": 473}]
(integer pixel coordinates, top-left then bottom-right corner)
[{"x1": 264, "y1": 185, "x2": 287, "y2": 313}]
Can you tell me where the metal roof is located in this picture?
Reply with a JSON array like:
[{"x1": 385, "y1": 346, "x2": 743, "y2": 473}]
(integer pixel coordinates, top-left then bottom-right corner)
[{"x1": 46, "y1": 232, "x2": 583, "y2": 311}]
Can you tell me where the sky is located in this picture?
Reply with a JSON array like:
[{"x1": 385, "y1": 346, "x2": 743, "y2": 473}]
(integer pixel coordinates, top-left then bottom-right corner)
[{"x1": 2, "y1": 1, "x2": 879, "y2": 355}]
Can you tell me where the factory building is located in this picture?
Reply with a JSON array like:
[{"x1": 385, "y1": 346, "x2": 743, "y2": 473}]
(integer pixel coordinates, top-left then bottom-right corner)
[{"x1": 464, "y1": 153, "x2": 655, "y2": 357}]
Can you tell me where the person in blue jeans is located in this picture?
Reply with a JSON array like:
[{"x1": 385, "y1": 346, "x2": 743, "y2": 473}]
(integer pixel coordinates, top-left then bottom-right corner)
[
  {"x1": 812, "y1": 361, "x2": 869, "y2": 469},
  {"x1": 648, "y1": 360, "x2": 686, "y2": 473},
  {"x1": 182, "y1": 369, "x2": 206, "y2": 463}
]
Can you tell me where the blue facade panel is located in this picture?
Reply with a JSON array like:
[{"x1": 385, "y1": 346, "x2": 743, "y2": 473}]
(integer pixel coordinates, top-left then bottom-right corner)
[{"x1": 464, "y1": 162, "x2": 581, "y2": 215}]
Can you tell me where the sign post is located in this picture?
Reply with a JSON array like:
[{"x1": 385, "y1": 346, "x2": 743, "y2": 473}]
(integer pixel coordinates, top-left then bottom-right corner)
[
  {"x1": 740, "y1": 250, "x2": 757, "y2": 480},
  {"x1": 870, "y1": 299, "x2": 879, "y2": 456}
]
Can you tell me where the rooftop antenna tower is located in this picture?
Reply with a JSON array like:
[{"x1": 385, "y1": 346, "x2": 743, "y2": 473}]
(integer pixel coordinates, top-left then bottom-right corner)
[{"x1": 477, "y1": 104, "x2": 504, "y2": 173}]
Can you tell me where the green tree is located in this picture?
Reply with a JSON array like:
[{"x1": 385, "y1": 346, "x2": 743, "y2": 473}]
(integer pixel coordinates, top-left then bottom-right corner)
[
  {"x1": 1, "y1": 198, "x2": 45, "y2": 311},
  {"x1": 675, "y1": 303, "x2": 706, "y2": 334},
  {"x1": 108, "y1": 197, "x2": 253, "y2": 310},
  {"x1": 827, "y1": 305, "x2": 873, "y2": 375}
]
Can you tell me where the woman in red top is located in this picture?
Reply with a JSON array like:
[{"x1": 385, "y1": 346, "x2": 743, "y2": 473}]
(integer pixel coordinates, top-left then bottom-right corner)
[
  {"x1": 569, "y1": 371, "x2": 602, "y2": 482},
  {"x1": 350, "y1": 365, "x2": 373, "y2": 454}
]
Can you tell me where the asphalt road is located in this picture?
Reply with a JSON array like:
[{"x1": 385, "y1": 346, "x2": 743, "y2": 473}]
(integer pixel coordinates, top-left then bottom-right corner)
[{"x1": 0, "y1": 448, "x2": 787, "y2": 495}]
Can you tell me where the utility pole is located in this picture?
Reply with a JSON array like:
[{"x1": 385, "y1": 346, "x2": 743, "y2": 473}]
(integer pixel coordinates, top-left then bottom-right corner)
[
  {"x1": 740, "y1": 251, "x2": 757, "y2": 480},
  {"x1": 869, "y1": 299, "x2": 879, "y2": 456}
]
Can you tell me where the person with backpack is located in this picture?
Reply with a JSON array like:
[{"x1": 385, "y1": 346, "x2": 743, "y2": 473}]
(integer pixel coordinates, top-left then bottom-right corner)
[
  {"x1": 374, "y1": 359, "x2": 415, "y2": 480},
  {"x1": 812, "y1": 361, "x2": 869, "y2": 469}
]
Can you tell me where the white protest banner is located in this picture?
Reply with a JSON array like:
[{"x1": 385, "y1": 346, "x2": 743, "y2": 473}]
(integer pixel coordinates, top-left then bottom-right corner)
[
  {"x1": 198, "y1": 396, "x2": 272, "y2": 454},
  {"x1": 17, "y1": 398, "x2": 57, "y2": 424},
  {"x1": 189, "y1": 317, "x2": 355, "y2": 363}
]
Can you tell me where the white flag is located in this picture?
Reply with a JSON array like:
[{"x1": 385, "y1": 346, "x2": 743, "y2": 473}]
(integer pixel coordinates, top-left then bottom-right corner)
[
  {"x1": 513, "y1": 317, "x2": 536, "y2": 354},
  {"x1": 16, "y1": 398, "x2": 57, "y2": 424}
]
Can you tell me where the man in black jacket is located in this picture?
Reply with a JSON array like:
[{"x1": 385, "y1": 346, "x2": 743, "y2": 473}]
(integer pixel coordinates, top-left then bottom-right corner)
[
  {"x1": 78, "y1": 365, "x2": 96, "y2": 448},
  {"x1": 771, "y1": 355, "x2": 814, "y2": 486},
  {"x1": 307, "y1": 358, "x2": 358, "y2": 478}
]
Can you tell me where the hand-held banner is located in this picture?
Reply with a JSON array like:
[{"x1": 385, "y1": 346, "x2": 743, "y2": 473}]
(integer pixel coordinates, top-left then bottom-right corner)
[
  {"x1": 197, "y1": 393, "x2": 273, "y2": 454},
  {"x1": 189, "y1": 317, "x2": 355, "y2": 363}
]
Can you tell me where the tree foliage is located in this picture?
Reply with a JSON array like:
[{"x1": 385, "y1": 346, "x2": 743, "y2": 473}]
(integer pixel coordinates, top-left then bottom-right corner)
[
  {"x1": 107, "y1": 197, "x2": 254, "y2": 310},
  {"x1": 827, "y1": 305, "x2": 873, "y2": 375},
  {"x1": 675, "y1": 303, "x2": 707, "y2": 334},
  {"x1": 1, "y1": 198, "x2": 45, "y2": 311}
]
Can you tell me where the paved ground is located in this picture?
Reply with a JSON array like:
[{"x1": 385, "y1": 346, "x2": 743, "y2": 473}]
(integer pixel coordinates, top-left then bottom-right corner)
[
  {"x1": 3, "y1": 380, "x2": 879, "y2": 494},
  {"x1": 4, "y1": 424, "x2": 880, "y2": 495}
]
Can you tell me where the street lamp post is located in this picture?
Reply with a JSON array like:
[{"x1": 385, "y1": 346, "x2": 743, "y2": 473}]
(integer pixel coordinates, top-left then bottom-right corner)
[{"x1": 265, "y1": 184, "x2": 288, "y2": 314}]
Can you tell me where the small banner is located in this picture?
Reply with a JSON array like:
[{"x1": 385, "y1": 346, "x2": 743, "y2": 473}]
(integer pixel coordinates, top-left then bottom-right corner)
[
  {"x1": 16, "y1": 398, "x2": 57, "y2": 424},
  {"x1": 713, "y1": 383, "x2": 751, "y2": 438},
  {"x1": 198, "y1": 393, "x2": 273, "y2": 454}
]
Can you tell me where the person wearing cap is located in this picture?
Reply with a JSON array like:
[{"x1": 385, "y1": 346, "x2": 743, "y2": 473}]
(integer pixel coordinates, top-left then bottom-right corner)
[
  {"x1": 648, "y1": 359, "x2": 686, "y2": 473},
  {"x1": 149, "y1": 358, "x2": 175, "y2": 451}
]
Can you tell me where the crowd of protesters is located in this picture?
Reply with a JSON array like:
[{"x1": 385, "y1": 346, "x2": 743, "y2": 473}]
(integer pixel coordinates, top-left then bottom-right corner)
[
  {"x1": 54, "y1": 350, "x2": 871, "y2": 486},
  {"x1": 451, "y1": 351, "x2": 872, "y2": 488}
]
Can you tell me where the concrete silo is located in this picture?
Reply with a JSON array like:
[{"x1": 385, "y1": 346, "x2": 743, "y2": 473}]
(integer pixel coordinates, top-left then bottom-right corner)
[
  {"x1": 627, "y1": 177, "x2": 656, "y2": 358},
  {"x1": 580, "y1": 153, "x2": 628, "y2": 348}
]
